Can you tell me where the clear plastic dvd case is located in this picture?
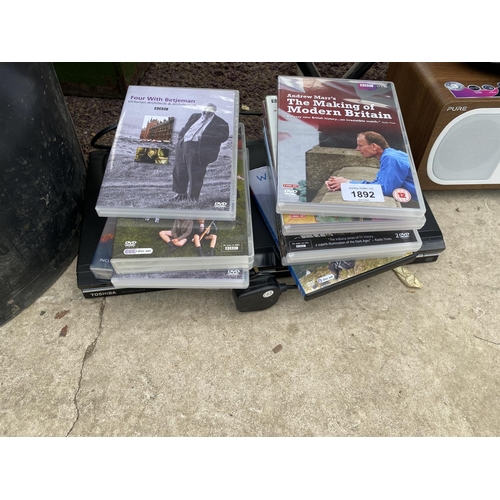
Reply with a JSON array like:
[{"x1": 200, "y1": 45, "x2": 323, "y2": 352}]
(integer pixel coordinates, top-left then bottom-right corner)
[
  {"x1": 95, "y1": 85, "x2": 239, "y2": 220},
  {"x1": 111, "y1": 268, "x2": 249, "y2": 290},
  {"x1": 262, "y1": 95, "x2": 426, "y2": 234},
  {"x1": 289, "y1": 252, "x2": 416, "y2": 300},
  {"x1": 89, "y1": 217, "x2": 117, "y2": 280},
  {"x1": 274, "y1": 77, "x2": 426, "y2": 221},
  {"x1": 279, "y1": 212, "x2": 426, "y2": 236}
]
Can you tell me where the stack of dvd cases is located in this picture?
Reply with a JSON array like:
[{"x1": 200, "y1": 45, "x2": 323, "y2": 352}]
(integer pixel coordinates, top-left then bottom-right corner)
[
  {"x1": 254, "y1": 76, "x2": 427, "y2": 299},
  {"x1": 90, "y1": 85, "x2": 253, "y2": 291}
]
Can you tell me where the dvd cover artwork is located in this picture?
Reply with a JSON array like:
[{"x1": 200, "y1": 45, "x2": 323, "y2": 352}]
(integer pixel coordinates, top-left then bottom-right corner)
[
  {"x1": 248, "y1": 166, "x2": 280, "y2": 246},
  {"x1": 95, "y1": 85, "x2": 239, "y2": 220},
  {"x1": 289, "y1": 253, "x2": 416, "y2": 301},
  {"x1": 275, "y1": 77, "x2": 426, "y2": 220},
  {"x1": 111, "y1": 268, "x2": 249, "y2": 290},
  {"x1": 110, "y1": 124, "x2": 254, "y2": 274},
  {"x1": 89, "y1": 217, "x2": 117, "y2": 280}
]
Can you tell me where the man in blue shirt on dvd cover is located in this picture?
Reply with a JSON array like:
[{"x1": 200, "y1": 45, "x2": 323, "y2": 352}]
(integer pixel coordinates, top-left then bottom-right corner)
[{"x1": 325, "y1": 131, "x2": 417, "y2": 202}]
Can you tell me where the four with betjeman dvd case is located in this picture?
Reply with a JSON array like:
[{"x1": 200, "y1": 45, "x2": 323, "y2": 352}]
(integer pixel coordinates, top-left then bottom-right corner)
[{"x1": 95, "y1": 85, "x2": 239, "y2": 220}]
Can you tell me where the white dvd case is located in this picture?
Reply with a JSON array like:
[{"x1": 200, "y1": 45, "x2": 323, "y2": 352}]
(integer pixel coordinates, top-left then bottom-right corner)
[
  {"x1": 274, "y1": 77, "x2": 426, "y2": 221},
  {"x1": 95, "y1": 85, "x2": 239, "y2": 220},
  {"x1": 111, "y1": 268, "x2": 249, "y2": 290}
]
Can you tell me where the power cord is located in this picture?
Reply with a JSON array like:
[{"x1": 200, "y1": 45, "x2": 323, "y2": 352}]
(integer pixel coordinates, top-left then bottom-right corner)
[{"x1": 90, "y1": 123, "x2": 117, "y2": 150}]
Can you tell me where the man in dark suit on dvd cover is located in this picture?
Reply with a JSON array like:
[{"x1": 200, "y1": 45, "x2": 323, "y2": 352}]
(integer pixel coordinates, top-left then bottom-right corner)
[{"x1": 172, "y1": 103, "x2": 229, "y2": 202}]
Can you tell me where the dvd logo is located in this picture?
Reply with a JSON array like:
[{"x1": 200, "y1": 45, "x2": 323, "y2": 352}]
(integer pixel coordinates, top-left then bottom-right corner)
[
  {"x1": 124, "y1": 241, "x2": 137, "y2": 247},
  {"x1": 227, "y1": 269, "x2": 241, "y2": 276},
  {"x1": 214, "y1": 201, "x2": 227, "y2": 207},
  {"x1": 284, "y1": 189, "x2": 297, "y2": 196}
]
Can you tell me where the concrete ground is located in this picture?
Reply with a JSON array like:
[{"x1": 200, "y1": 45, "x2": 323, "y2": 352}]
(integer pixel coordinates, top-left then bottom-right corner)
[{"x1": 1, "y1": 187, "x2": 499, "y2": 437}]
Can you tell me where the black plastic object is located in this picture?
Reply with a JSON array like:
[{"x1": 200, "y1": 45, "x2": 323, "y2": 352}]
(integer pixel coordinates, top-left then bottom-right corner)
[
  {"x1": 232, "y1": 273, "x2": 288, "y2": 312},
  {"x1": 0, "y1": 63, "x2": 87, "y2": 326}
]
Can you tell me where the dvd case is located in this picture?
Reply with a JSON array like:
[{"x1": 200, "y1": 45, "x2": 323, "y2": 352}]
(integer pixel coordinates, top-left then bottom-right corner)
[
  {"x1": 110, "y1": 124, "x2": 254, "y2": 274},
  {"x1": 112, "y1": 268, "x2": 249, "y2": 290},
  {"x1": 263, "y1": 95, "x2": 278, "y2": 176},
  {"x1": 95, "y1": 85, "x2": 239, "y2": 220},
  {"x1": 249, "y1": 164, "x2": 421, "y2": 265},
  {"x1": 275, "y1": 77, "x2": 426, "y2": 220},
  {"x1": 280, "y1": 211, "x2": 426, "y2": 236},
  {"x1": 89, "y1": 217, "x2": 117, "y2": 280},
  {"x1": 94, "y1": 188, "x2": 250, "y2": 289},
  {"x1": 262, "y1": 96, "x2": 426, "y2": 234},
  {"x1": 289, "y1": 253, "x2": 417, "y2": 300},
  {"x1": 276, "y1": 219, "x2": 422, "y2": 266}
]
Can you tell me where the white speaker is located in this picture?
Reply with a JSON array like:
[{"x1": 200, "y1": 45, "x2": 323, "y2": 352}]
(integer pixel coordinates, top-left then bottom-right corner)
[{"x1": 386, "y1": 62, "x2": 500, "y2": 190}]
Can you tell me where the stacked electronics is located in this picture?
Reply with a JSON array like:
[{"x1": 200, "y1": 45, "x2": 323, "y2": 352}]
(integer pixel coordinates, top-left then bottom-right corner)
[
  {"x1": 77, "y1": 78, "x2": 446, "y2": 308},
  {"x1": 252, "y1": 76, "x2": 443, "y2": 300}
]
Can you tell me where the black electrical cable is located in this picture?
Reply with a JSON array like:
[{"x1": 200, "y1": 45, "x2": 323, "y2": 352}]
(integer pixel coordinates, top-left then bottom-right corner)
[{"x1": 90, "y1": 123, "x2": 117, "y2": 150}]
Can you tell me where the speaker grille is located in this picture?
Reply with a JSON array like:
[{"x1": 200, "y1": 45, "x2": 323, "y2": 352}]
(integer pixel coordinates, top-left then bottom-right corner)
[{"x1": 431, "y1": 112, "x2": 500, "y2": 181}]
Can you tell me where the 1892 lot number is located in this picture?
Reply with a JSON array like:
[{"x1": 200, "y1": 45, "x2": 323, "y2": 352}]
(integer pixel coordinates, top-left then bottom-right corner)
[{"x1": 350, "y1": 191, "x2": 375, "y2": 199}]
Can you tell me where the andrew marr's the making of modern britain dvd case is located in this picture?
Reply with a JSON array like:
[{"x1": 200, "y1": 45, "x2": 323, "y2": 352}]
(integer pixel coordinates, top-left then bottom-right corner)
[
  {"x1": 274, "y1": 77, "x2": 426, "y2": 221},
  {"x1": 262, "y1": 94, "x2": 426, "y2": 234}
]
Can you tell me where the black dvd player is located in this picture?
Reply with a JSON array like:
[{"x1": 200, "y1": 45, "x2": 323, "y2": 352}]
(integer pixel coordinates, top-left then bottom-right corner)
[{"x1": 412, "y1": 196, "x2": 446, "y2": 264}]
